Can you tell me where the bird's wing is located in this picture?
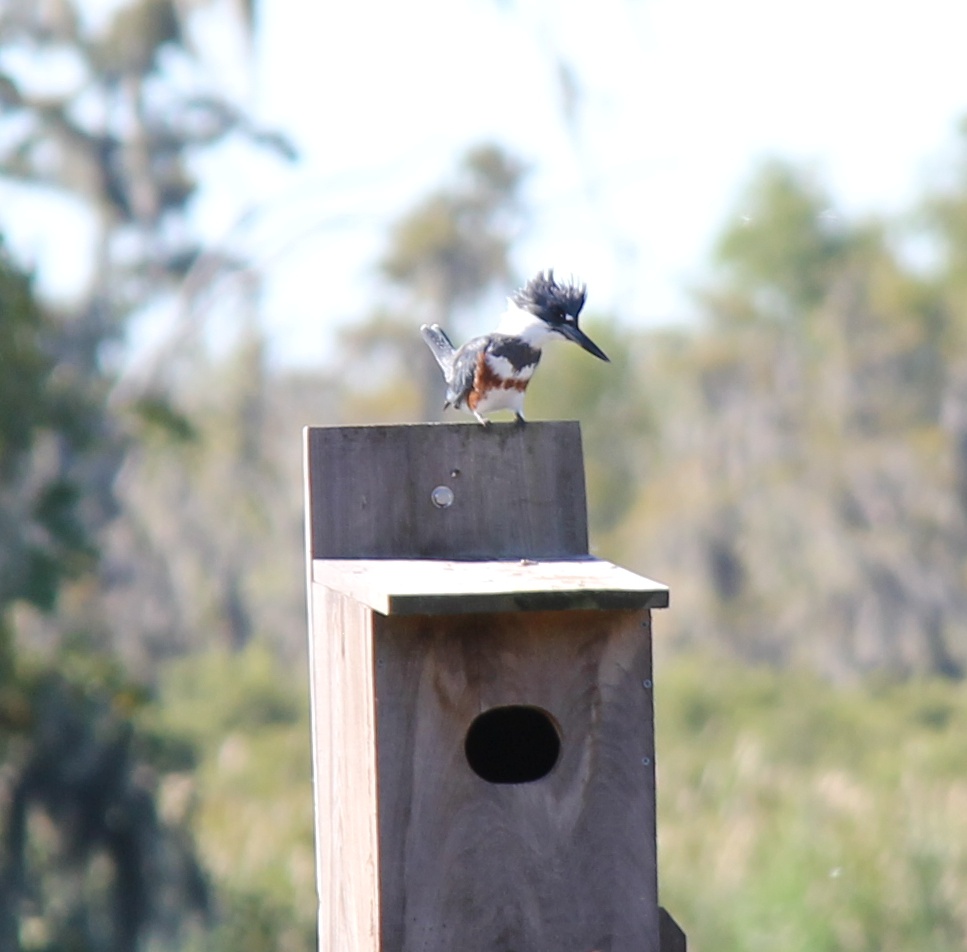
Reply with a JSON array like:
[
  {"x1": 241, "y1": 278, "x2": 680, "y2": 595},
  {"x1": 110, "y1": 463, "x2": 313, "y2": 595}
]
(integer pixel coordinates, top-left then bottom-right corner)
[
  {"x1": 487, "y1": 335, "x2": 541, "y2": 372},
  {"x1": 446, "y1": 338, "x2": 486, "y2": 409},
  {"x1": 420, "y1": 324, "x2": 456, "y2": 379}
]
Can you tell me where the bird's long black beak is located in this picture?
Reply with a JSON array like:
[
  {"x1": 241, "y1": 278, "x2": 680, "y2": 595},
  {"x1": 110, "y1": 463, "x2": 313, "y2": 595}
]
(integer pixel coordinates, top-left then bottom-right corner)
[{"x1": 559, "y1": 323, "x2": 610, "y2": 362}]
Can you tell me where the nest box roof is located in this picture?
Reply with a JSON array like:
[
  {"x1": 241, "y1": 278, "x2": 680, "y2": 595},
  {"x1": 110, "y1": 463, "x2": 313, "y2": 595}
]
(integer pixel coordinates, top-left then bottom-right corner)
[{"x1": 313, "y1": 557, "x2": 669, "y2": 616}]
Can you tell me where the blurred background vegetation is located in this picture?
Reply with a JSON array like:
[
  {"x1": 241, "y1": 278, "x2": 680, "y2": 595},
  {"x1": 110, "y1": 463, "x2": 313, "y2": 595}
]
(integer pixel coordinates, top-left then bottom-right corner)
[{"x1": 1, "y1": 1, "x2": 967, "y2": 951}]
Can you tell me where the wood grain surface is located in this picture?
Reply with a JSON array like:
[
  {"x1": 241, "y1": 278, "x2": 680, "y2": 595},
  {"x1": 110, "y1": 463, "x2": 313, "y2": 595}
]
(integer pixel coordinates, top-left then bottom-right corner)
[
  {"x1": 373, "y1": 608, "x2": 659, "y2": 952},
  {"x1": 303, "y1": 422, "x2": 589, "y2": 560},
  {"x1": 309, "y1": 586, "x2": 381, "y2": 952},
  {"x1": 303, "y1": 422, "x2": 680, "y2": 951},
  {"x1": 314, "y1": 558, "x2": 669, "y2": 615}
]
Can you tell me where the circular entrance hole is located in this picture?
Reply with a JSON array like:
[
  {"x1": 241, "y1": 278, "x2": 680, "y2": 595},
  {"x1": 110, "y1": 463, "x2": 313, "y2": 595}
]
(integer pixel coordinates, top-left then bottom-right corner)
[{"x1": 464, "y1": 705, "x2": 561, "y2": 784}]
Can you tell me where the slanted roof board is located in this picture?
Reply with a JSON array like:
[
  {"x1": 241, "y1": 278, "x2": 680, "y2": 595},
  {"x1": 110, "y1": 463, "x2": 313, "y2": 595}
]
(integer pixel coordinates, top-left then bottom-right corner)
[{"x1": 313, "y1": 558, "x2": 669, "y2": 616}]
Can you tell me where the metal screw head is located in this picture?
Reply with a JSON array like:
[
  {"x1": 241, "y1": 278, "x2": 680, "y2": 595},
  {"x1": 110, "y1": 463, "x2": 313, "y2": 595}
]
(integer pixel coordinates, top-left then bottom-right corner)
[{"x1": 431, "y1": 485, "x2": 454, "y2": 509}]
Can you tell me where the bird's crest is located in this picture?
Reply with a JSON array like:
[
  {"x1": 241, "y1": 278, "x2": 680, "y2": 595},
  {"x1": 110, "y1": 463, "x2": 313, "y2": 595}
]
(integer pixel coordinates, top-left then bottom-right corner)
[{"x1": 511, "y1": 270, "x2": 587, "y2": 321}]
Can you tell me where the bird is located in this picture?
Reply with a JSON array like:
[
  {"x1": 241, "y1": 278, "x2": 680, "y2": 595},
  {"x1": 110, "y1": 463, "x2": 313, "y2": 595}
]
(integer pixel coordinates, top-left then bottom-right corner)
[{"x1": 420, "y1": 270, "x2": 609, "y2": 426}]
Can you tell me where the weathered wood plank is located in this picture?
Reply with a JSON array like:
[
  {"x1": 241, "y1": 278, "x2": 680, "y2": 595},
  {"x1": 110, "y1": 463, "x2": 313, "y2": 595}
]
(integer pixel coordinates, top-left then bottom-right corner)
[
  {"x1": 302, "y1": 421, "x2": 680, "y2": 952},
  {"x1": 659, "y1": 907, "x2": 688, "y2": 952},
  {"x1": 314, "y1": 557, "x2": 670, "y2": 615},
  {"x1": 308, "y1": 585, "x2": 382, "y2": 951},
  {"x1": 303, "y1": 422, "x2": 589, "y2": 560},
  {"x1": 374, "y1": 608, "x2": 660, "y2": 952}
]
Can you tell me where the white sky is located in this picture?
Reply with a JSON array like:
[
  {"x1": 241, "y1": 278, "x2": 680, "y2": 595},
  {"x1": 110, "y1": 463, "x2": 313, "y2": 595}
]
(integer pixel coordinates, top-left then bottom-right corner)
[
  {"x1": 245, "y1": 0, "x2": 967, "y2": 364},
  {"x1": 6, "y1": 0, "x2": 967, "y2": 367}
]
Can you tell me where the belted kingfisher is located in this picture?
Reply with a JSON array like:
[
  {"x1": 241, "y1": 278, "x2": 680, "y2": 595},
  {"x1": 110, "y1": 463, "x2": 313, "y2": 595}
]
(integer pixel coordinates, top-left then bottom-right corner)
[{"x1": 420, "y1": 270, "x2": 609, "y2": 425}]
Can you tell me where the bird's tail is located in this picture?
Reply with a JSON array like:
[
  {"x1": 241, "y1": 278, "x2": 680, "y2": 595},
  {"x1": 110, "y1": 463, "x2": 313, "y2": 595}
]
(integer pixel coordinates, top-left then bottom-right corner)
[{"x1": 420, "y1": 324, "x2": 456, "y2": 378}]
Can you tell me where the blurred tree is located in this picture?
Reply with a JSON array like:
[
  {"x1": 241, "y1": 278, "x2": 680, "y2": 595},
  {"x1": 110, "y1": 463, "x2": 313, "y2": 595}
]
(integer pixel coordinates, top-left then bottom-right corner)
[
  {"x1": 525, "y1": 317, "x2": 655, "y2": 534},
  {"x1": 110, "y1": 310, "x2": 293, "y2": 661},
  {"x1": 0, "y1": 1, "x2": 296, "y2": 948},
  {"x1": 922, "y1": 119, "x2": 967, "y2": 527},
  {"x1": 99, "y1": 144, "x2": 527, "y2": 667},
  {"x1": 0, "y1": 0, "x2": 293, "y2": 661},
  {"x1": 706, "y1": 159, "x2": 850, "y2": 324},
  {"x1": 342, "y1": 144, "x2": 528, "y2": 419},
  {"x1": 0, "y1": 246, "x2": 210, "y2": 952},
  {"x1": 0, "y1": 246, "x2": 101, "y2": 661},
  {"x1": 0, "y1": 0, "x2": 291, "y2": 308},
  {"x1": 616, "y1": 157, "x2": 967, "y2": 680},
  {"x1": 922, "y1": 117, "x2": 967, "y2": 327},
  {"x1": 381, "y1": 143, "x2": 527, "y2": 319}
]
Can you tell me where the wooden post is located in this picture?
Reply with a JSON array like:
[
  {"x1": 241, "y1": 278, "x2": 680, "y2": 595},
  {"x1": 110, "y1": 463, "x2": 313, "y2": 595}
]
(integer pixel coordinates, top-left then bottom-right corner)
[{"x1": 304, "y1": 422, "x2": 685, "y2": 951}]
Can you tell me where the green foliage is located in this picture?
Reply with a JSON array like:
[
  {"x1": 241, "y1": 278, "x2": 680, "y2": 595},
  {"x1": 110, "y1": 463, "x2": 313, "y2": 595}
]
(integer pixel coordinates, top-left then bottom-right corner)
[
  {"x1": 10, "y1": 5, "x2": 967, "y2": 944},
  {"x1": 0, "y1": 649, "x2": 210, "y2": 952},
  {"x1": 0, "y1": 248, "x2": 100, "y2": 653},
  {"x1": 146, "y1": 646, "x2": 315, "y2": 951},
  {"x1": 142, "y1": 648, "x2": 967, "y2": 952},
  {"x1": 525, "y1": 317, "x2": 656, "y2": 532},
  {"x1": 0, "y1": 0, "x2": 294, "y2": 943},
  {"x1": 197, "y1": 889, "x2": 312, "y2": 952},
  {"x1": 312, "y1": 137, "x2": 967, "y2": 682},
  {"x1": 340, "y1": 143, "x2": 530, "y2": 421},
  {"x1": 94, "y1": 0, "x2": 183, "y2": 75},
  {"x1": 129, "y1": 394, "x2": 199, "y2": 445},
  {"x1": 655, "y1": 655, "x2": 967, "y2": 951},
  {"x1": 113, "y1": 327, "x2": 301, "y2": 660},
  {"x1": 380, "y1": 144, "x2": 528, "y2": 313},
  {"x1": 149, "y1": 644, "x2": 304, "y2": 749},
  {"x1": 611, "y1": 148, "x2": 967, "y2": 679},
  {"x1": 0, "y1": 252, "x2": 54, "y2": 472},
  {"x1": 709, "y1": 159, "x2": 850, "y2": 321},
  {"x1": 0, "y1": 0, "x2": 293, "y2": 293}
]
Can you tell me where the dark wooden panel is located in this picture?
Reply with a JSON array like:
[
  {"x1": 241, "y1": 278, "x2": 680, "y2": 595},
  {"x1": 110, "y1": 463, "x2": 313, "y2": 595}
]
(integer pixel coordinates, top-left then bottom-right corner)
[
  {"x1": 374, "y1": 608, "x2": 659, "y2": 952},
  {"x1": 314, "y1": 558, "x2": 670, "y2": 615},
  {"x1": 303, "y1": 422, "x2": 589, "y2": 560},
  {"x1": 659, "y1": 907, "x2": 687, "y2": 952}
]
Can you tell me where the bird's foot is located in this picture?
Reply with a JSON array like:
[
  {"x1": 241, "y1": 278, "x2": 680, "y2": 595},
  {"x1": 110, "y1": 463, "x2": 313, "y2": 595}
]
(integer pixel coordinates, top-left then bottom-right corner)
[{"x1": 514, "y1": 413, "x2": 526, "y2": 427}]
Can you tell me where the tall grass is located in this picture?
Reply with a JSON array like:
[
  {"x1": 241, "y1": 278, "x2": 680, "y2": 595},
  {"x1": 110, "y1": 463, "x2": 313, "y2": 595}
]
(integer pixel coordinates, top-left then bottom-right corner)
[
  {"x1": 656, "y1": 655, "x2": 967, "y2": 951},
  {"x1": 150, "y1": 645, "x2": 967, "y2": 951}
]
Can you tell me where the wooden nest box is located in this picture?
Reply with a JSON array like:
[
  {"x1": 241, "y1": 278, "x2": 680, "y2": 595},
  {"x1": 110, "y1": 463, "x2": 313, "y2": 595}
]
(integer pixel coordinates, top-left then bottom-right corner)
[{"x1": 304, "y1": 422, "x2": 684, "y2": 952}]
